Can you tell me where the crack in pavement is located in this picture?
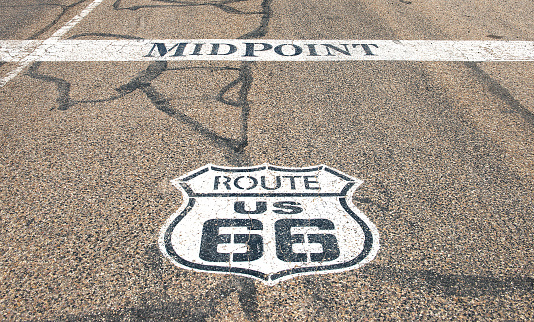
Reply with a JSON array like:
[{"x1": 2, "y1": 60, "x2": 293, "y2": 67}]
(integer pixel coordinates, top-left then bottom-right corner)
[
  {"x1": 112, "y1": 0, "x2": 272, "y2": 39},
  {"x1": 23, "y1": 0, "x2": 90, "y2": 40},
  {"x1": 11, "y1": 0, "x2": 533, "y2": 320},
  {"x1": 23, "y1": 1, "x2": 272, "y2": 319},
  {"x1": 51, "y1": 263, "x2": 534, "y2": 321},
  {"x1": 24, "y1": 0, "x2": 274, "y2": 162},
  {"x1": 0, "y1": 1, "x2": 87, "y2": 39},
  {"x1": 26, "y1": 59, "x2": 253, "y2": 165},
  {"x1": 464, "y1": 62, "x2": 534, "y2": 128},
  {"x1": 50, "y1": 276, "x2": 259, "y2": 321}
]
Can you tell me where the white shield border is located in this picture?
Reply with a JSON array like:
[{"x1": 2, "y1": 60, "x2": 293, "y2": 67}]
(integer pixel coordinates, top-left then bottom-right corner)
[{"x1": 158, "y1": 164, "x2": 380, "y2": 285}]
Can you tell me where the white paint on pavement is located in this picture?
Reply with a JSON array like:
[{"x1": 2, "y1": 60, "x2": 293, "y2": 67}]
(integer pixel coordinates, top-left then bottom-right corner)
[
  {"x1": 0, "y1": 40, "x2": 40, "y2": 62},
  {"x1": 159, "y1": 164, "x2": 380, "y2": 285},
  {"x1": 0, "y1": 0, "x2": 105, "y2": 88},
  {"x1": 1, "y1": 39, "x2": 534, "y2": 64}
]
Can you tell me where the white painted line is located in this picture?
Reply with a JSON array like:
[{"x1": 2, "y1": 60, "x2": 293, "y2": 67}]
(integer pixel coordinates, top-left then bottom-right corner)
[
  {"x1": 0, "y1": 40, "x2": 40, "y2": 62},
  {"x1": 2, "y1": 39, "x2": 534, "y2": 87},
  {"x1": 0, "y1": 0, "x2": 104, "y2": 88},
  {"x1": 2, "y1": 40, "x2": 534, "y2": 65}
]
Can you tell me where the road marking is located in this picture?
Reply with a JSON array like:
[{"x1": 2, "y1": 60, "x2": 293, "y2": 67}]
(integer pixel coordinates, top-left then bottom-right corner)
[
  {"x1": 159, "y1": 164, "x2": 379, "y2": 285},
  {"x1": 0, "y1": 0, "x2": 105, "y2": 88},
  {"x1": 2, "y1": 40, "x2": 534, "y2": 65},
  {"x1": 0, "y1": 40, "x2": 40, "y2": 62}
]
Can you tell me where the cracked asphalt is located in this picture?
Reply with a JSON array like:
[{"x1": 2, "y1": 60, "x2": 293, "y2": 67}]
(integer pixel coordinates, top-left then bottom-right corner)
[{"x1": 1, "y1": 0, "x2": 534, "y2": 320}]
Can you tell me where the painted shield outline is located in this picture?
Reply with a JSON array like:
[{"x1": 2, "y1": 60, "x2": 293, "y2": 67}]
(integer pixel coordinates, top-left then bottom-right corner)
[{"x1": 159, "y1": 164, "x2": 380, "y2": 285}]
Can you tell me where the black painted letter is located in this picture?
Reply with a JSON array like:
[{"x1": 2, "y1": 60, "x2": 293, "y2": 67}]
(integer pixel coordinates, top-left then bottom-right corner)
[
  {"x1": 274, "y1": 44, "x2": 303, "y2": 57},
  {"x1": 353, "y1": 44, "x2": 378, "y2": 56},
  {"x1": 273, "y1": 201, "x2": 303, "y2": 214},
  {"x1": 322, "y1": 44, "x2": 351, "y2": 56},
  {"x1": 260, "y1": 176, "x2": 281, "y2": 190},
  {"x1": 234, "y1": 201, "x2": 267, "y2": 214},
  {"x1": 144, "y1": 43, "x2": 188, "y2": 57},
  {"x1": 304, "y1": 176, "x2": 320, "y2": 190},
  {"x1": 234, "y1": 176, "x2": 258, "y2": 190},
  {"x1": 243, "y1": 43, "x2": 273, "y2": 57},
  {"x1": 214, "y1": 176, "x2": 232, "y2": 190},
  {"x1": 209, "y1": 43, "x2": 238, "y2": 55}
]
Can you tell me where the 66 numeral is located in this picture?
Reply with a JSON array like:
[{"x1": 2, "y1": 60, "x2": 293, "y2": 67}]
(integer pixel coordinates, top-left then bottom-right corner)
[{"x1": 199, "y1": 218, "x2": 340, "y2": 263}]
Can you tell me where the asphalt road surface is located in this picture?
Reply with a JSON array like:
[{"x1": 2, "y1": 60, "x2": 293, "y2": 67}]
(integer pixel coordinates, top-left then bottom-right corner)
[{"x1": 1, "y1": 0, "x2": 534, "y2": 320}]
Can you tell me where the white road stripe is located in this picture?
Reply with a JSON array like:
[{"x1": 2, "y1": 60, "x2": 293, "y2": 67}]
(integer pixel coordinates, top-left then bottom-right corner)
[
  {"x1": 1, "y1": 40, "x2": 534, "y2": 64},
  {"x1": 0, "y1": 40, "x2": 40, "y2": 62},
  {"x1": 0, "y1": 0, "x2": 105, "y2": 88}
]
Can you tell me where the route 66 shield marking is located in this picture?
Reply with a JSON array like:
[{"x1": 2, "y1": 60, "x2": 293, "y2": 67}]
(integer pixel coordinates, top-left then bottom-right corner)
[{"x1": 159, "y1": 164, "x2": 379, "y2": 285}]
